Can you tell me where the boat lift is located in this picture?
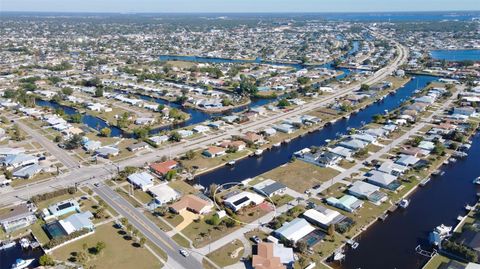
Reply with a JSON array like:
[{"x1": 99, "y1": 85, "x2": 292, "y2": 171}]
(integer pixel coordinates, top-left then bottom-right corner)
[{"x1": 415, "y1": 245, "x2": 437, "y2": 257}]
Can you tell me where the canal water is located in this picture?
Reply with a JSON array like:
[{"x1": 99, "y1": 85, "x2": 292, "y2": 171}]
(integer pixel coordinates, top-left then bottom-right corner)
[
  {"x1": 337, "y1": 132, "x2": 480, "y2": 269},
  {"x1": 35, "y1": 99, "x2": 124, "y2": 137},
  {"x1": 430, "y1": 49, "x2": 480, "y2": 61},
  {"x1": 0, "y1": 237, "x2": 44, "y2": 269},
  {"x1": 194, "y1": 74, "x2": 438, "y2": 187}
]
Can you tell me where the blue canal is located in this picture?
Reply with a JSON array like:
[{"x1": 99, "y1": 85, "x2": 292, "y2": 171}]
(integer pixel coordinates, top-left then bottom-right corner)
[
  {"x1": 194, "y1": 75, "x2": 438, "y2": 187},
  {"x1": 338, "y1": 132, "x2": 480, "y2": 269},
  {"x1": 430, "y1": 49, "x2": 480, "y2": 61},
  {"x1": 35, "y1": 99, "x2": 124, "y2": 137}
]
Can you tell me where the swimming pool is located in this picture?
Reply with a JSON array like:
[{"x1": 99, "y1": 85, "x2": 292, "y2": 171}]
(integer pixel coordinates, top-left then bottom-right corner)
[{"x1": 44, "y1": 222, "x2": 67, "y2": 239}]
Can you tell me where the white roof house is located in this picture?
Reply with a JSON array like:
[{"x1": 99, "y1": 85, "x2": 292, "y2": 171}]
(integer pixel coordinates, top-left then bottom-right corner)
[
  {"x1": 366, "y1": 170, "x2": 399, "y2": 190},
  {"x1": 303, "y1": 207, "x2": 345, "y2": 229},
  {"x1": 377, "y1": 160, "x2": 408, "y2": 176},
  {"x1": 127, "y1": 172, "x2": 155, "y2": 191},
  {"x1": 418, "y1": 141, "x2": 435, "y2": 151},
  {"x1": 348, "y1": 181, "x2": 387, "y2": 204},
  {"x1": 147, "y1": 184, "x2": 180, "y2": 205},
  {"x1": 396, "y1": 154, "x2": 420, "y2": 167},
  {"x1": 224, "y1": 191, "x2": 265, "y2": 212},
  {"x1": 149, "y1": 135, "x2": 169, "y2": 145},
  {"x1": 2, "y1": 154, "x2": 38, "y2": 168},
  {"x1": 193, "y1": 125, "x2": 210, "y2": 133},
  {"x1": 275, "y1": 218, "x2": 315, "y2": 243},
  {"x1": 329, "y1": 146, "x2": 353, "y2": 158},
  {"x1": 338, "y1": 139, "x2": 368, "y2": 150}
]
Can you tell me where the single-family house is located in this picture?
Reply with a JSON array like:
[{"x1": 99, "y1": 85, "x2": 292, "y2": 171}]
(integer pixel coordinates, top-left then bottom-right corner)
[
  {"x1": 253, "y1": 179, "x2": 287, "y2": 197},
  {"x1": 149, "y1": 160, "x2": 178, "y2": 177},
  {"x1": 348, "y1": 181, "x2": 388, "y2": 204},
  {"x1": 127, "y1": 172, "x2": 155, "y2": 191},
  {"x1": 169, "y1": 194, "x2": 213, "y2": 215},
  {"x1": 224, "y1": 191, "x2": 265, "y2": 212},
  {"x1": 303, "y1": 206, "x2": 346, "y2": 229},
  {"x1": 147, "y1": 184, "x2": 181, "y2": 205},
  {"x1": 326, "y1": 195, "x2": 364, "y2": 213},
  {"x1": 203, "y1": 146, "x2": 226, "y2": 158},
  {"x1": 274, "y1": 218, "x2": 316, "y2": 243}
]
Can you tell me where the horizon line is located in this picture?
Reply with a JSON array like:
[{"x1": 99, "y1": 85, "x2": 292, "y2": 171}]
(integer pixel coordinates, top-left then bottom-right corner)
[{"x1": 2, "y1": 10, "x2": 480, "y2": 15}]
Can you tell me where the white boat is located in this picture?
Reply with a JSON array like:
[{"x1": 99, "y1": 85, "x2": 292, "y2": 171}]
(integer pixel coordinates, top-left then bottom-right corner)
[
  {"x1": 11, "y1": 258, "x2": 35, "y2": 269},
  {"x1": 474, "y1": 177, "x2": 480, "y2": 185},
  {"x1": 333, "y1": 250, "x2": 345, "y2": 261},
  {"x1": 273, "y1": 142, "x2": 281, "y2": 147},
  {"x1": 227, "y1": 160, "x2": 236, "y2": 166},
  {"x1": 0, "y1": 240, "x2": 16, "y2": 251},
  {"x1": 325, "y1": 139, "x2": 331, "y2": 143},
  {"x1": 19, "y1": 238, "x2": 30, "y2": 249},
  {"x1": 399, "y1": 199, "x2": 410, "y2": 208},
  {"x1": 254, "y1": 149, "x2": 263, "y2": 156}
]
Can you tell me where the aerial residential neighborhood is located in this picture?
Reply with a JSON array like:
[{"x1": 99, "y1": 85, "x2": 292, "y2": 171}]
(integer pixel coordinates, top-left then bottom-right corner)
[{"x1": 0, "y1": 1, "x2": 479, "y2": 269}]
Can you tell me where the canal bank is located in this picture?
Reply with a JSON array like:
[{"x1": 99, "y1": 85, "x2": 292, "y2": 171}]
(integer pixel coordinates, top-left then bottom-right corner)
[
  {"x1": 193, "y1": 75, "x2": 438, "y2": 188},
  {"x1": 335, "y1": 132, "x2": 480, "y2": 269},
  {"x1": 35, "y1": 99, "x2": 124, "y2": 137}
]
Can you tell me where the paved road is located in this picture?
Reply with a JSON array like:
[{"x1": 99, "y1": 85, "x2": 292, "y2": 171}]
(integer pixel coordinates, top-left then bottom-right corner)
[
  {"x1": 92, "y1": 184, "x2": 203, "y2": 269},
  {"x1": 15, "y1": 119, "x2": 80, "y2": 169},
  {"x1": 0, "y1": 38, "x2": 408, "y2": 207},
  {"x1": 312, "y1": 90, "x2": 458, "y2": 196}
]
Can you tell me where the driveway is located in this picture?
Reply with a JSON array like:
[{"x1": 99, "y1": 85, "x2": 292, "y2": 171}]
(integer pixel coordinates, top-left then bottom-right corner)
[{"x1": 176, "y1": 210, "x2": 198, "y2": 231}]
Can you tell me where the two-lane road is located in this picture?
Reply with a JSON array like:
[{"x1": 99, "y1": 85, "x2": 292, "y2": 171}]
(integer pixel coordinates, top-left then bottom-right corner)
[{"x1": 92, "y1": 184, "x2": 203, "y2": 269}]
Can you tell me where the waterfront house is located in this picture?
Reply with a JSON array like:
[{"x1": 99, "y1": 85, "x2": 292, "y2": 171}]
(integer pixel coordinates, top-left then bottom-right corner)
[
  {"x1": 348, "y1": 181, "x2": 388, "y2": 205},
  {"x1": 203, "y1": 146, "x2": 226, "y2": 158},
  {"x1": 274, "y1": 218, "x2": 316, "y2": 243},
  {"x1": 418, "y1": 141, "x2": 435, "y2": 152},
  {"x1": 48, "y1": 199, "x2": 80, "y2": 217},
  {"x1": 135, "y1": 117, "x2": 155, "y2": 125},
  {"x1": 303, "y1": 206, "x2": 346, "y2": 230},
  {"x1": 149, "y1": 160, "x2": 178, "y2": 178},
  {"x1": 326, "y1": 195, "x2": 364, "y2": 213},
  {"x1": 127, "y1": 172, "x2": 155, "y2": 191},
  {"x1": 377, "y1": 160, "x2": 408, "y2": 176},
  {"x1": 329, "y1": 146, "x2": 354, "y2": 158},
  {"x1": 262, "y1": 127, "x2": 277, "y2": 137},
  {"x1": 396, "y1": 154, "x2": 421, "y2": 167},
  {"x1": 0, "y1": 203, "x2": 37, "y2": 233},
  {"x1": 219, "y1": 140, "x2": 246, "y2": 151},
  {"x1": 242, "y1": 131, "x2": 265, "y2": 145},
  {"x1": 253, "y1": 179, "x2": 287, "y2": 197},
  {"x1": 273, "y1": 124, "x2": 296, "y2": 134},
  {"x1": 338, "y1": 139, "x2": 368, "y2": 151},
  {"x1": 350, "y1": 133, "x2": 377, "y2": 144},
  {"x1": 59, "y1": 211, "x2": 94, "y2": 235},
  {"x1": 224, "y1": 191, "x2": 265, "y2": 212},
  {"x1": 169, "y1": 194, "x2": 213, "y2": 215},
  {"x1": 147, "y1": 184, "x2": 180, "y2": 205},
  {"x1": 366, "y1": 170, "x2": 401, "y2": 190},
  {"x1": 364, "y1": 128, "x2": 389, "y2": 138}
]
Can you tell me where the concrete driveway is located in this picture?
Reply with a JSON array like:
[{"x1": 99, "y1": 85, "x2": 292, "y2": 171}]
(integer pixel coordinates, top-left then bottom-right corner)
[{"x1": 176, "y1": 210, "x2": 198, "y2": 231}]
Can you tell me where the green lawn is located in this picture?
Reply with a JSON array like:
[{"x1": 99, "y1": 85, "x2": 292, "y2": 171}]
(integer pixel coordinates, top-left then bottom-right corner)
[
  {"x1": 181, "y1": 213, "x2": 240, "y2": 248},
  {"x1": 260, "y1": 160, "x2": 340, "y2": 193},
  {"x1": 206, "y1": 239, "x2": 244, "y2": 268},
  {"x1": 423, "y1": 254, "x2": 455, "y2": 269},
  {"x1": 52, "y1": 224, "x2": 162, "y2": 269},
  {"x1": 172, "y1": 233, "x2": 190, "y2": 248}
]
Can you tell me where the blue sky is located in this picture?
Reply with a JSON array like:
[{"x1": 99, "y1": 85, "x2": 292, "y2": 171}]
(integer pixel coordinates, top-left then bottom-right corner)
[{"x1": 1, "y1": 0, "x2": 479, "y2": 13}]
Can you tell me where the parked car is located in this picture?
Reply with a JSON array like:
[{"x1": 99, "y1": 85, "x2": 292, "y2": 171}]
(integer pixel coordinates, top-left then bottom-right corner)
[{"x1": 250, "y1": 236, "x2": 261, "y2": 244}]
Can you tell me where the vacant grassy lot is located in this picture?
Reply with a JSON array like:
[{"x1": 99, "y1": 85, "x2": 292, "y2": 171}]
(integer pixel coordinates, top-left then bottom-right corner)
[
  {"x1": 206, "y1": 239, "x2": 244, "y2": 268},
  {"x1": 52, "y1": 224, "x2": 162, "y2": 269},
  {"x1": 180, "y1": 150, "x2": 250, "y2": 172},
  {"x1": 260, "y1": 160, "x2": 340, "y2": 193},
  {"x1": 181, "y1": 213, "x2": 240, "y2": 248},
  {"x1": 423, "y1": 254, "x2": 455, "y2": 269}
]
